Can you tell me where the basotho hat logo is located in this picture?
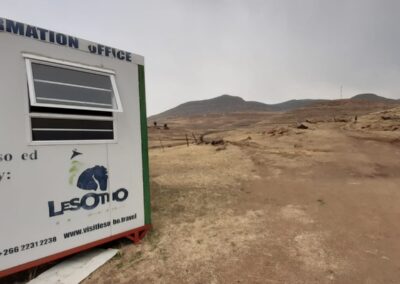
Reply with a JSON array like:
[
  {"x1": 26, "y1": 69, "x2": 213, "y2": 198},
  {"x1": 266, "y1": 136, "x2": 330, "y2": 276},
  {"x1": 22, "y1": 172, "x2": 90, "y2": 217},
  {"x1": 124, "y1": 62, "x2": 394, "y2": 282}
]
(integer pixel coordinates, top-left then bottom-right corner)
[{"x1": 47, "y1": 150, "x2": 128, "y2": 217}]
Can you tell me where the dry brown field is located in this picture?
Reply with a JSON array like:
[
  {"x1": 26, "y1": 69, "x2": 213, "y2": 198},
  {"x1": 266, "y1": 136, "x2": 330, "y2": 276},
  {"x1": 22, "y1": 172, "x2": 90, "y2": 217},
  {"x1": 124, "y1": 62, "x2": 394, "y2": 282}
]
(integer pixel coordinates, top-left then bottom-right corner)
[{"x1": 79, "y1": 104, "x2": 400, "y2": 283}]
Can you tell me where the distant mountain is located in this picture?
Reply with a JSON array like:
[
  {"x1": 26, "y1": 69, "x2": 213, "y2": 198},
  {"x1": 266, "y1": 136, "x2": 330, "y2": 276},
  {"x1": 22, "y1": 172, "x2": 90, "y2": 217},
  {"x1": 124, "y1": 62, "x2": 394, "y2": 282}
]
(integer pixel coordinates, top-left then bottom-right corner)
[
  {"x1": 268, "y1": 99, "x2": 327, "y2": 111},
  {"x1": 150, "y1": 93, "x2": 398, "y2": 120},
  {"x1": 151, "y1": 95, "x2": 325, "y2": 119},
  {"x1": 350, "y1": 93, "x2": 396, "y2": 102},
  {"x1": 151, "y1": 95, "x2": 268, "y2": 118}
]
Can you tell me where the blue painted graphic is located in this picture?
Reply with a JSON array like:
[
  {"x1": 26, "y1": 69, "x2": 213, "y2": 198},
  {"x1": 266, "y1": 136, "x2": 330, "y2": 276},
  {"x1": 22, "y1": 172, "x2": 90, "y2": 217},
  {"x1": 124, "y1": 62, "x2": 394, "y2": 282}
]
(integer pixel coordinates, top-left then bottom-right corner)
[{"x1": 77, "y1": 165, "x2": 108, "y2": 191}]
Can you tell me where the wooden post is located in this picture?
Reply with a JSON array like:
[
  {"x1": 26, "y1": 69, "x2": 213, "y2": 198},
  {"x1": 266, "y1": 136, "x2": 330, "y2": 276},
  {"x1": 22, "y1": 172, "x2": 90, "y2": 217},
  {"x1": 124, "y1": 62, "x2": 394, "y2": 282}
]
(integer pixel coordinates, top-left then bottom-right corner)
[
  {"x1": 192, "y1": 132, "x2": 198, "y2": 144},
  {"x1": 192, "y1": 132, "x2": 197, "y2": 144},
  {"x1": 159, "y1": 138, "x2": 164, "y2": 151},
  {"x1": 185, "y1": 134, "x2": 189, "y2": 147}
]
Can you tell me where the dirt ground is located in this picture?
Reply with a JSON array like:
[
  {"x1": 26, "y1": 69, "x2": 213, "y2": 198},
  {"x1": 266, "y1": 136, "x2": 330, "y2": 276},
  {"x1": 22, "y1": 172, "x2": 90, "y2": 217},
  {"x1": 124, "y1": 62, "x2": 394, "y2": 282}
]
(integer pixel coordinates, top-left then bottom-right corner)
[{"x1": 83, "y1": 107, "x2": 400, "y2": 284}]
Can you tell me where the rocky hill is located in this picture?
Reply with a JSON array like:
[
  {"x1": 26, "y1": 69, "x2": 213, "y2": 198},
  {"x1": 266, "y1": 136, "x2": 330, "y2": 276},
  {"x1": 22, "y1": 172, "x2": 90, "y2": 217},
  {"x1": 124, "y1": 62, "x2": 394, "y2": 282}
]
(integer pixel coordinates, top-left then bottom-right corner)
[
  {"x1": 151, "y1": 94, "x2": 326, "y2": 119},
  {"x1": 351, "y1": 93, "x2": 396, "y2": 102},
  {"x1": 150, "y1": 93, "x2": 398, "y2": 120}
]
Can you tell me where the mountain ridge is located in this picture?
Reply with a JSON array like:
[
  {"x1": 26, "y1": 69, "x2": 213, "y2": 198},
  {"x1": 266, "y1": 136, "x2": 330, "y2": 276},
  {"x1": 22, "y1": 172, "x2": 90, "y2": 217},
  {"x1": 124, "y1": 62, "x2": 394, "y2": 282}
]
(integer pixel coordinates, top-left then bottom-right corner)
[{"x1": 150, "y1": 93, "x2": 398, "y2": 120}]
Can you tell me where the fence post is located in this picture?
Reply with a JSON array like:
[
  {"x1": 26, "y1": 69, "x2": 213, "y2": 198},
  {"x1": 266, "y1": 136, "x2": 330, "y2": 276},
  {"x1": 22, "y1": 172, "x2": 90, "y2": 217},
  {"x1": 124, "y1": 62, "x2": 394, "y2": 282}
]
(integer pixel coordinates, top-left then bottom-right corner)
[
  {"x1": 192, "y1": 132, "x2": 198, "y2": 144},
  {"x1": 159, "y1": 138, "x2": 165, "y2": 151}
]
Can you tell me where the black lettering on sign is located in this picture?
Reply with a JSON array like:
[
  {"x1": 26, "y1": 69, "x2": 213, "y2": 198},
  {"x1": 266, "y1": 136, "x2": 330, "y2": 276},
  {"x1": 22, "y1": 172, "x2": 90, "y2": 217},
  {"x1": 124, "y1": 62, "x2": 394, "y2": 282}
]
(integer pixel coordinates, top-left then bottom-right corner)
[
  {"x1": 86, "y1": 44, "x2": 132, "y2": 62},
  {"x1": 0, "y1": 172, "x2": 11, "y2": 182},
  {"x1": 25, "y1": 25, "x2": 39, "y2": 39},
  {"x1": 21, "y1": 150, "x2": 38, "y2": 161},
  {"x1": 112, "y1": 188, "x2": 128, "y2": 202},
  {"x1": 49, "y1": 31, "x2": 55, "y2": 43},
  {"x1": 116, "y1": 50, "x2": 125, "y2": 60},
  {"x1": 0, "y1": 153, "x2": 13, "y2": 162},
  {"x1": 68, "y1": 36, "x2": 79, "y2": 48},
  {"x1": 104, "y1": 46, "x2": 112, "y2": 56},
  {"x1": 36, "y1": 27, "x2": 48, "y2": 40},
  {"x1": 6, "y1": 19, "x2": 24, "y2": 35},
  {"x1": 1, "y1": 18, "x2": 134, "y2": 62},
  {"x1": 97, "y1": 44, "x2": 105, "y2": 55},
  {"x1": 80, "y1": 193, "x2": 99, "y2": 210},
  {"x1": 126, "y1": 52, "x2": 132, "y2": 62},
  {"x1": 56, "y1": 33, "x2": 67, "y2": 45},
  {"x1": 88, "y1": 44, "x2": 96, "y2": 54},
  {"x1": 48, "y1": 188, "x2": 129, "y2": 217}
]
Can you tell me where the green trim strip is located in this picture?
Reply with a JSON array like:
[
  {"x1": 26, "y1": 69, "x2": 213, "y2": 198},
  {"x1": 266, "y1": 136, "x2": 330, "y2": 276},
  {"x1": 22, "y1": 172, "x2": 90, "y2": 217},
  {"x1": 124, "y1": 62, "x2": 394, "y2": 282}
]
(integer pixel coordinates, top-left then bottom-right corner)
[{"x1": 138, "y1": 64, "x2": 151, "y2": 225}]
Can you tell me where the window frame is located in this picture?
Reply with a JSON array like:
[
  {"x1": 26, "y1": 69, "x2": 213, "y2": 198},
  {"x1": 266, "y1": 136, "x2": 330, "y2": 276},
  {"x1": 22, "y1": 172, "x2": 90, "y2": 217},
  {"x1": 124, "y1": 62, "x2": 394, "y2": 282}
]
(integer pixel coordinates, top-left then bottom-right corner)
[
  {"x1": 28, "y1": 112, "x2": 118, "y2": 146},
  {"x1": 23, "y1": 53, "x2": 123, "y2": 113},
  {"x1": 23, "y1": 54, "x2": 120, "y2": 145},
  {"x1": 27, "y1": 112, "x2": 118, "y2": 145}
]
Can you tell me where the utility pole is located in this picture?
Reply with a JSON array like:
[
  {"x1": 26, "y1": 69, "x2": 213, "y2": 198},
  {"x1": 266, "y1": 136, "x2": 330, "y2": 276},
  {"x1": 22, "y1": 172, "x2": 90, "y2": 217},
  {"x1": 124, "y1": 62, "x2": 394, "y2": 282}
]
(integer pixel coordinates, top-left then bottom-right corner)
[{"x1": 340, "y1": 85, "x2": 343, "y2": 100}]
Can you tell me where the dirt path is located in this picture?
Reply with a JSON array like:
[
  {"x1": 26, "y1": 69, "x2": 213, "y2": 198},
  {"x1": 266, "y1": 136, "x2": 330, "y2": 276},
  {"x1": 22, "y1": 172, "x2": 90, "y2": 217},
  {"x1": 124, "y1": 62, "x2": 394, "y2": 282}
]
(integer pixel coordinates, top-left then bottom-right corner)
[
  {"x1": 229, "y1": 126, "x2": 400, "y2": 283},
  {"x1": 84, "y1": 123, "x2": 400, "y2": 284}
]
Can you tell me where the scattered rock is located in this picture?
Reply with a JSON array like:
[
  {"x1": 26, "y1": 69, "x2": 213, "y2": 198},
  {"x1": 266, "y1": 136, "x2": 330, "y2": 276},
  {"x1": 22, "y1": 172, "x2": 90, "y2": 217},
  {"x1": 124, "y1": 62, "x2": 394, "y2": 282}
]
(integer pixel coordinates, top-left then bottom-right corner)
[
  {"x1": 361, "y1": 125, "x2": 371, "y2": 129},
  {"x1": 267, "y1": 127, "x2": 289, "y2": 136},
  {"x1": 211, "y1": 139, "x2": 225, "y2": 146},
  {"x1": 334, "y1": 118, "x2": 349, "y2": 123},
  {"x1": 216, "y1": 145, "x2": 226, "y2": 151},
  {"x1": 383, "y1": 125, "x2": 400, "y2": 131},
  {"x1": 297, "y1": 123, "x2": 309, "y2": 130},
  {"x1": 381, "y1": 115, "x2": 400, "y2": 120}
]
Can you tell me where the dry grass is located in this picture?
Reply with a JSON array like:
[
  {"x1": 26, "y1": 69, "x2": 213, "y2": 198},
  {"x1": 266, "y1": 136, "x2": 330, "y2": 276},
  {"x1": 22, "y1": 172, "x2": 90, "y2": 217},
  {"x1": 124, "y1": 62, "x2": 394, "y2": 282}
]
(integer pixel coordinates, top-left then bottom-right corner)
[{"x1": 84, "y1": 106, "x2": 400, "y2": 284}]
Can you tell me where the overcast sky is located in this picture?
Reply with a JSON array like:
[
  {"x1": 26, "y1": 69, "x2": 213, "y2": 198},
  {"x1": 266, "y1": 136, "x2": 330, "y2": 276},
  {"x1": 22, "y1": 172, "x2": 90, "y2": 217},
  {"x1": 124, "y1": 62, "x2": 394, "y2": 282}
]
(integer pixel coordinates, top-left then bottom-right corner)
[{"x1": 3, "y1": 0, "x2": 400, "y2": 115}]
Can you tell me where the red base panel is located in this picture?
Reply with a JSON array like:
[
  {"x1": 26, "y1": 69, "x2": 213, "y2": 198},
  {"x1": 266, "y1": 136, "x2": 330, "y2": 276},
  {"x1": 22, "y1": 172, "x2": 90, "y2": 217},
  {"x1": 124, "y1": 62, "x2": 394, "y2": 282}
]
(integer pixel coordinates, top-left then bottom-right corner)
[{"x1": 0, "y1": 224, "x2": 152, "y2": 278}]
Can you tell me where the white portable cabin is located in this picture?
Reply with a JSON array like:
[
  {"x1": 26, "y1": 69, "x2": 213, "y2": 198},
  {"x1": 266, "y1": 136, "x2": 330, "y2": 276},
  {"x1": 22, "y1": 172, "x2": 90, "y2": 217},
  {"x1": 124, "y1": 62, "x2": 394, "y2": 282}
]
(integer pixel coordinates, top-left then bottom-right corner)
[{"x1": 0, "y1": 18, "x2": 151, "y2": 277}]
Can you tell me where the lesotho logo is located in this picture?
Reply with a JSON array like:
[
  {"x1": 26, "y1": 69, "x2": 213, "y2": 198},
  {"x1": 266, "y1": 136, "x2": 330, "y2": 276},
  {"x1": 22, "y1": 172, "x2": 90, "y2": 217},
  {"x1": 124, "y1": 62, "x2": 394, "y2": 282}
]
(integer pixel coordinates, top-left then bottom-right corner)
[{"x1": 48, "y1": 150, "x2": 128, "y2": 218}]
